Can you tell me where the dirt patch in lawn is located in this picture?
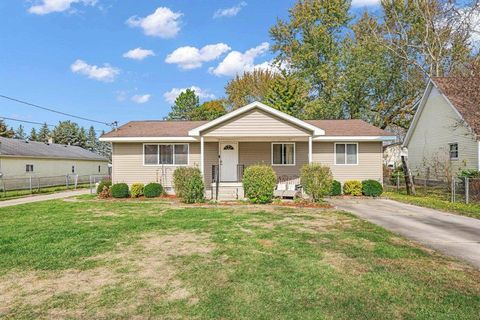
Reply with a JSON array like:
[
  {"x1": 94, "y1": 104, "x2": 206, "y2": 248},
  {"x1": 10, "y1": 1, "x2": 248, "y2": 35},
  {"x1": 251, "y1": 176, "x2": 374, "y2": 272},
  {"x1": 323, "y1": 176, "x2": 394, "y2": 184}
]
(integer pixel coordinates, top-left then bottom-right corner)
[
  {"x1": 321, "y1": 252, "x2": 370, "y2": 275},
  {"x1": 0, "y1": 232, "x2": 213, "y2": 317}
]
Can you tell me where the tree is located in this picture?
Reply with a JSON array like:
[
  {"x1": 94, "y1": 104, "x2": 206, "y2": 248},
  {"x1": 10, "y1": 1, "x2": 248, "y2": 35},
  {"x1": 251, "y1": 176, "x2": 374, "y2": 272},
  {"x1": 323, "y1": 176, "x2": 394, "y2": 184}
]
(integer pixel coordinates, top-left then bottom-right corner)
[
  {"x1": 190, "y1": 99, "x2": 228, "y2": 121},
  {"x1": 0, "y1": 120, "x2": 14, "y2": 138},
  {"x1": 166, "y1": 89, "x2": 200, "y2": 120},
  {"x1": 97, "y1": 130, "x2": 112, "y2": 161},
  {"x1": 52, "y1": 121, "x2": 82, "y2": 146},
  {"x1": 270, "y1": 0, "x2": 351, "y2": 119},
  {"x1": 30, "y1": 127, "x2": 38, "y2": 141},
  {"x1": 14, "y1": 125, "x2": 26, "y2": 140},
  {"x1": 38, "y1": 123, "x2": 50, "y2": 143},
  {"x1": 225, "y1": 69, "x2": 279, "y2": 109},
  {"x1": 86, "y1": 126, "x2": 98, "y2": 151},
  {"x1": 263, "y1": 70, "x2": 309, "y2": 118},
  {"x1": 78, "y1": 127, "x2": 88, "y2": 148}
]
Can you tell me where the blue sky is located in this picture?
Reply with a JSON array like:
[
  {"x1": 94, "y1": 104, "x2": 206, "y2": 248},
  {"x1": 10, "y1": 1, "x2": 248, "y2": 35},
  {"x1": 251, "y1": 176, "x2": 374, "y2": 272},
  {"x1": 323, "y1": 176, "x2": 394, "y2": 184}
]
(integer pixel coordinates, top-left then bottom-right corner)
[{"x1": 0, "y1": 0, "x2": 379, "y2": 133}]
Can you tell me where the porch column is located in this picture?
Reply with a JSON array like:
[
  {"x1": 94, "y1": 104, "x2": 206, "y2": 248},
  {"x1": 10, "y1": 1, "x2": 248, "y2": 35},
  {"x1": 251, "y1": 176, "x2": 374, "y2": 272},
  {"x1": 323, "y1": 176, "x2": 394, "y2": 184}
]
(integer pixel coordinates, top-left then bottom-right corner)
[
  {"x1": 308, "y1": 136, "x2": 313, "y2": 164},
  {"x1": 200, "y1": 136, "x2": 205, "y2": 177}
]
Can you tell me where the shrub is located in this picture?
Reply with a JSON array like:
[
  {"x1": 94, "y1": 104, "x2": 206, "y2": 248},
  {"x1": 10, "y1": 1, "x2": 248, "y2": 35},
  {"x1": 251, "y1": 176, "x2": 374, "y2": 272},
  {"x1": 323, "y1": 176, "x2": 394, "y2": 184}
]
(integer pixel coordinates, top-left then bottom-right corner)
[
  {"x1": 173, "y1": 167, "x2": 201, "y2": 198},
  {"x1": 458, "y1": 169, "x2": 480, "y2": 178},
  {"x1": 330, "y1": 180, "x2": 342, "y2": 196},
  {"x1": 343, "y1": 180, "x2": 362, "y2": 196},
  {"x1": 300, "y1": 164, "x2": 333, "y2": 201},
  {"x1": 98, "y1": 185, "x2": 111, "y2": 199},
  {"x1": 389, "y1": 167, "x2": 405, "y2": 185},
  {"x1": 144, "y1": 183, "x2": 163, "y2": 198},
  {"x1": 96, "y1": 178, "x2": 112, "y2": 194},
  {"x1": 243, "y1": 165, "x2": 277, "y2": 204},
  {"x1": 130, "y1": 183, "x2": 144, "y2": 198},
  {"x1": 111, "y1": 183, "x2": 129, "y2": 198},
  {"x1": 182, "y1": 170, "x2": 205, "y2": 203},
  {"x1": 362, "y1": 180, "x2": 383, "y2": 197}
]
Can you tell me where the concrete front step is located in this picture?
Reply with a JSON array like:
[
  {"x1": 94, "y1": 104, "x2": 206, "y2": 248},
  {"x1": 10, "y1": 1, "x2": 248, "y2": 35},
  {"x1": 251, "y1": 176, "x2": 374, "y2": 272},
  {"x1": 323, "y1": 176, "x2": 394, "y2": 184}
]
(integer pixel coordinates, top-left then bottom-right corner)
[{"x1": 206, "y1": 183, "x2": 245, "y2": 200}]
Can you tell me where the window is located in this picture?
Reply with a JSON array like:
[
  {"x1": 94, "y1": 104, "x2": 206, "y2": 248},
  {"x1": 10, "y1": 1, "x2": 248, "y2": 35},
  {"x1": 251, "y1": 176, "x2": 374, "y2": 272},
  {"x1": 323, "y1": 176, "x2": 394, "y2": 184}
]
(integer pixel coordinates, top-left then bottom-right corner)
[
  {"x1": 449, "y1": 143, "x2": 458, "y2": 160},
  {"x1": 144, "y1": 144, "x2": 189, "y2": 165},
  {"x1": 71, "y1": 165, "x2": 75, "y2": 173},
  {"x1": 335, "y1": 143, "x2": 358, "y2": 165},
  {"x1": 26, "y1": 164, "x2": 34, "y2": 172},
  {"x1": 98, "y1": 165, "x2": 101, "y2": 173},
  {"x1": 223, "y1": 145, "x2": 234, "y2": 150},
  {"x1": 272, "y1": 143, "x2": 295, "y2": 165}
]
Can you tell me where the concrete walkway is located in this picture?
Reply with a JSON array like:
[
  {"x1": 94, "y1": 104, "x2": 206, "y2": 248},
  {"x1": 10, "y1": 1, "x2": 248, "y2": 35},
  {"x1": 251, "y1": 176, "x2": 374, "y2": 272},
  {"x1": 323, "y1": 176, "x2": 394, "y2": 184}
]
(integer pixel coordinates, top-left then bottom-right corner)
[
  {"x1": 328, "y1": 198, "x2": 480, "y2": 268},
  {"x1": 0, "y1": 189, "x2": 90, "y2": 208}
]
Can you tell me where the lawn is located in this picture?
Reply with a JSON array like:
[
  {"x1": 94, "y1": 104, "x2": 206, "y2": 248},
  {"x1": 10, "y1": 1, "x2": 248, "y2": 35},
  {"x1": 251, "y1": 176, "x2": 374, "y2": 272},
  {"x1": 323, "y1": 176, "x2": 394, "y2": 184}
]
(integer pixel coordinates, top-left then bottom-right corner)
[
  {"x1": 0, "y1": 196, "x2": 479, "y2": 319},
  {"x1": 0, "y1": 184, "x2": 90, "y2": 201},
  {"x1": 384, "y1": 191, "x2": 480, "y2": 219}
]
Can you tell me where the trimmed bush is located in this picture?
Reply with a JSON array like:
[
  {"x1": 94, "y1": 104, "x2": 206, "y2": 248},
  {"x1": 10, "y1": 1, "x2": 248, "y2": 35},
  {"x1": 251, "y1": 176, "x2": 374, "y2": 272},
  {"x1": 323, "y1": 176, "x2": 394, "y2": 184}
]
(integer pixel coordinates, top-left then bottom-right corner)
[
  {"x1": 330, "y1": 180, "x2": 342, "y2": 196},
  {"x1": 243, "y1": 165, "x2": 277, "y2": 204},
  {"x1": 130, "y1": 183, "x2": 144, "y2": 198},
  {"x1": 96, "y1": 179, "x2": 112, "y2": 194},
  {"x1": 111, "y1": 183, "x2": 129, "y2": 198},
  {"x1": 173, "y1": 167, "x2": 201, "y2": 198},
  {"x1": 362, "y1": 180, "x2": 383, "y2": 197},
  {"x1": 182, "y1": 171, "x2": 205, "y2": 203},
  {"x1": 300, "y1": 164, "x2": 333, "y2": 201},
  {"x1": 98, "y1": 185, "x2": 111, "y2": 199},
  {"x1": 144, "y1": 183, "x2": 163, "y2": 198},
  {"x1": 343, "y1": 180, "x2": 362, "y2": 196}
]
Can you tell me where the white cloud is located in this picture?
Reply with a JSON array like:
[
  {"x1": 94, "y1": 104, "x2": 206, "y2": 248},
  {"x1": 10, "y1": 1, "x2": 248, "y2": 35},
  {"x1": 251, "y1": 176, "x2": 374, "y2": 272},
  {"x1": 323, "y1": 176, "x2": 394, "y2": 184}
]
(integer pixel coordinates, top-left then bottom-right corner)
[
  {"x1": 131, "y1": 94, "x2": 151, "y2": 104},
  {"x1": 123, "y1": 48, "x2": 155, "y2": 60},
  {"x1": 165, "y1": 43, "x2": 231, "y2": 70},
  {"x1": 351, "y1": 0, "x2": 380, "y2": 7},
  {"x1": 28, "y1": 0, "x2": 97, "y2": 15},
  {"x1": 163, "y1": 86, "x2": 215, "y2": 104},
  {"x1": 209, "y1": 42, "x2": 273, "y2": 77},
  {"x1": 213, "y1": 1, "x2": 247, "y2": 18},
  {"x1": 126, "y1": 7, "x2": 182, "y2": 38},
  {"x1": 70, "y1": 59, "x2": 120, "y2": 82}
]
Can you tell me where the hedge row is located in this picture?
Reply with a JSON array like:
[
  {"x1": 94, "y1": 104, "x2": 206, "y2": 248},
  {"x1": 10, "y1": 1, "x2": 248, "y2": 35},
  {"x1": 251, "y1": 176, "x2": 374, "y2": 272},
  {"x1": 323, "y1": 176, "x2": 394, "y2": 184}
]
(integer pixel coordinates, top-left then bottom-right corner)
[
  {"x1": 96, "y1": 180, "x2": 164, "y2": 198},
  {"x1": 334, "y1": 179, "x2": 383, "y2": 197}
]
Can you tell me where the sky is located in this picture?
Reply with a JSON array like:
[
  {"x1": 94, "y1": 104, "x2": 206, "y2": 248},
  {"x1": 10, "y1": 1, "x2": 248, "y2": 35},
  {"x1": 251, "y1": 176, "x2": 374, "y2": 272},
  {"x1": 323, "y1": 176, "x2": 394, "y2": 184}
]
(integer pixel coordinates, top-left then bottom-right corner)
[{"x1": 0, "y1": 0, "x2": 380, "y2": 134}]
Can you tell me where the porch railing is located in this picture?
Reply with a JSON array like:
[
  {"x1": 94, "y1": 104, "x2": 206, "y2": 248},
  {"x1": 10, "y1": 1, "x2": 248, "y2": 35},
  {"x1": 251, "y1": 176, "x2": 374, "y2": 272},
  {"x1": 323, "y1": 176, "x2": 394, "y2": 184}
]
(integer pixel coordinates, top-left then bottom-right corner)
[{"x1": 211, "y1": 164, "x2": 245, "y2": 183}]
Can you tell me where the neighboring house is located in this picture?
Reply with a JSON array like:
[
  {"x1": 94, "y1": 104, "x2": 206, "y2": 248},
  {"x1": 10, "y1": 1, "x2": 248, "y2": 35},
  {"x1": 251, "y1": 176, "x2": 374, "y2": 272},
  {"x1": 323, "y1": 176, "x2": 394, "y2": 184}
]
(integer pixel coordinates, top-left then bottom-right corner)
[
  {"x1": 100, "y1": 102, "x2": 395, "y2": 199},
  {"x1": 404, "y1": 77, "x2": 480, "y2": 181},
  {"x1": 383, "y1": 142, "x2": 402, "y2": 168},
  {"x1": 0, "y1": 137, "x2": 109, "y2": 179}
]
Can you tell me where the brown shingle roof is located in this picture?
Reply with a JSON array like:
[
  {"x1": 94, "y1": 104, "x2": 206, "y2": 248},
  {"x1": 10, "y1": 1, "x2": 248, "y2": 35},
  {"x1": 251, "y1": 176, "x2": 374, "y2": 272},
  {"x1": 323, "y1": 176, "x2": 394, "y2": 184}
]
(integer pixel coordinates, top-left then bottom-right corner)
[
  {"x1": 432, "y1": 77, "x2": 480, "y2": 135},
  {"x1": 101, "y1": 119, "x2": 393, "y2": 138}
]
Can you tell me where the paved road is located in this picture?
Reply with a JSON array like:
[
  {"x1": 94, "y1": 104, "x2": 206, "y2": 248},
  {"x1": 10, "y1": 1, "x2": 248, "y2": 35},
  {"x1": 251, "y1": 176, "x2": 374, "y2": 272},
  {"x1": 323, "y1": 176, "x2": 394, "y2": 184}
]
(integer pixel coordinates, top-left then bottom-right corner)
[
  {"x1": 328, "y1": 198, "x2": 480, "y2": 268},
  {"x1": 0, "y1": 189, "x2": 90, "y2": 208}
]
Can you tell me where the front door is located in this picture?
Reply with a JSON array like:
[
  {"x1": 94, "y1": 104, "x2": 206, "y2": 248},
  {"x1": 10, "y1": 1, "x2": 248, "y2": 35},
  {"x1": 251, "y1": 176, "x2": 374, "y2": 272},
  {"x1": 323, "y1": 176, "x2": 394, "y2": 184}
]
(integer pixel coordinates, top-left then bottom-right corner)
[{"x1": 220, "y1": 142, "x2": 238, "y2": 181}]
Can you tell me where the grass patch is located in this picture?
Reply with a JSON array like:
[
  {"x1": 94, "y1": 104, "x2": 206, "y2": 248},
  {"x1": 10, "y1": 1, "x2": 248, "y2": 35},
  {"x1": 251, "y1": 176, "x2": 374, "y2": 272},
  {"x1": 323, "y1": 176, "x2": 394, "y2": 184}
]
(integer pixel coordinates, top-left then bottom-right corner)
[
  {"x1": 384, "y1": 191, "x2": 480, "y2": 219},
  {"x1": 0, "y1": 184, "x2": 90, "y2": 201},
  {"x1": 0, "y1": 199, "x2": 478, "y2": 319}
]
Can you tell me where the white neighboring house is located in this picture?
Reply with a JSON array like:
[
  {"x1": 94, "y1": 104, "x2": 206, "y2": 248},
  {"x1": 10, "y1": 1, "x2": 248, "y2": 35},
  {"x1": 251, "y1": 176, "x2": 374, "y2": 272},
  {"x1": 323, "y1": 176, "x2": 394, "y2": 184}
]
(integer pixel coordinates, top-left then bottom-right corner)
[
  {"x1": 0, "y1": 137, "x2": 109, "y2": 180},
  {"x1": 403, "y1": 77, "x2": 480, "y2": 181}
]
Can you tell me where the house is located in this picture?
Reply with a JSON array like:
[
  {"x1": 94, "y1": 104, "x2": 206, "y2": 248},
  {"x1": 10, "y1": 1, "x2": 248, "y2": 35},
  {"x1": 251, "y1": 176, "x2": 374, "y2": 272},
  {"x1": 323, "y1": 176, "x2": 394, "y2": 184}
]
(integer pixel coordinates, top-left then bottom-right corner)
[
  {"x1": 0, "y1": 137, "x2": 109, "y2": 182},
  {"x1": 100, "y1": 102, "x2": 396, "y2": 199},
  {"x1": 403, "y1": 77, "x2": 480, "y2": 181}
]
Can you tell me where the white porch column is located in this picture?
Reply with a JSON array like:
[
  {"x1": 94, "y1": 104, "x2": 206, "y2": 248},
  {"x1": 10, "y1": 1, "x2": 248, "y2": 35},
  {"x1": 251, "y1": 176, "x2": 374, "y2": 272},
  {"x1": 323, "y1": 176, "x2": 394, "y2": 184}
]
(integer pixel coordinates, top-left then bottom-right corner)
[
  {"x1": 308, "y1": 136, "x2": 313, "y2": 164},
  {"x1": 200, "y1": 136, "x2": 205, "y2": 176}
]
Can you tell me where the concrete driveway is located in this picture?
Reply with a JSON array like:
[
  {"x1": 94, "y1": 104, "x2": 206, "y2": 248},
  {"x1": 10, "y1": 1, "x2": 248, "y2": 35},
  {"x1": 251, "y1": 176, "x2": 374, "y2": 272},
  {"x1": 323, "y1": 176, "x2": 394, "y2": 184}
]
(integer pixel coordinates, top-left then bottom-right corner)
[
  {"x1": 0, "y1": 189, "x2": 90, "y2": 208},
  {"x1": 328, "y1": 198, "x2": 480, "y2": 268}
]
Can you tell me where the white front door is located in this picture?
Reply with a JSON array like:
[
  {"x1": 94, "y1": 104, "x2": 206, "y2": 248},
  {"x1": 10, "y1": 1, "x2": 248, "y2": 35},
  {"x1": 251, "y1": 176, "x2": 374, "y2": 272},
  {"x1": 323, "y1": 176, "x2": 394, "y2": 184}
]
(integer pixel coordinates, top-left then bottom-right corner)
[{"x1": 220, "y1": 142, "x2": 238, "y2": 181}]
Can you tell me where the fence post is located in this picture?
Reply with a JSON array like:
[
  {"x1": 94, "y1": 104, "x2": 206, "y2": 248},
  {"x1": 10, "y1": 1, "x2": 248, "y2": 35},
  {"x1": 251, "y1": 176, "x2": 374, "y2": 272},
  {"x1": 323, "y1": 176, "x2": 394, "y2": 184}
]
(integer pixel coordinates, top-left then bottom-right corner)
[
  {"x1": 396, "y1": 174, "x2": 400, "y2": 192},
  {"x1": 465, "y1": 177, "x2": 469, "y2": 204},
  {"x1": 66, "y1": 175, "x2": 69, "y2": 189},
  {"x1": 29, "y1": 176, "x2": 32, "y2": 194},
  {"x1": 451, "y1": 176, "x2": 456, "y2": 202}
]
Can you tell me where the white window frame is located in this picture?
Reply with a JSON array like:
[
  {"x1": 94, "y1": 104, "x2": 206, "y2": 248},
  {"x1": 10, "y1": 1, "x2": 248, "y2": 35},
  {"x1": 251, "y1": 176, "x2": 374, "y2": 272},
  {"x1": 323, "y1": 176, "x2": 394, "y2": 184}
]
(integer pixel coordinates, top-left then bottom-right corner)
[
  {"x1": 143, "y1": 143, "x2": 190, "y2": 166},
  {"x1": 26, "y1": 164, "x2": 34, "y2": 172},
  {"x1": 334, "y1": 142, "x2": 359, "y2": 165},
  {"x1": 449, "y1": 142, "x2": 459, "y2": 160},
  {"x1": 271, "y1": 142, "x2": 296, "y2": 166}
]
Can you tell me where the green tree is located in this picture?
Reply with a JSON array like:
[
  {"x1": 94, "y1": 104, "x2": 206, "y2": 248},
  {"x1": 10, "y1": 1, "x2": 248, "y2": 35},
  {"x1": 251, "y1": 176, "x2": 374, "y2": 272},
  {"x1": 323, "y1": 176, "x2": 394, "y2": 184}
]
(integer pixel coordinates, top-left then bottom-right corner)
[
  {"x1": 270, "y1": 0, "x2": 351, "y2": 119},
  {"x1": 78, "y1": 127, "x2": 88, "y2": 148},
  {"x1": 190, "y1": 99, "x2": 227, "y2": 121},
  {"x1": 86, "y1": 126, "x2": 98, "y2": 151},
  {"x1": 52, "y1": 121, "x2": 82, "y2": 146},
  {"x1": 166, "y1": 89, "x2": 200, "y2": 120},
  {"x1": 225, "y1": 69, "x2": 279, "y2": 109},
  {"x1": 14, "y1": 125, "x2": 26, "y2": 140},
  {"x1": 29, "y1": 127, "x2": 38, "y2": 141},
  {"x1": 0, "y1": 120, "x2": 14, "y2": 138},
  {"x1": 263, "y1": 70, "x2": 309, "y2": 118},
  {"x1": 97, "y1": 130, "x2": 112, "y2": 161},
  {"x1": 38, "y1": 123, "x2": 50, "y2": 143}
]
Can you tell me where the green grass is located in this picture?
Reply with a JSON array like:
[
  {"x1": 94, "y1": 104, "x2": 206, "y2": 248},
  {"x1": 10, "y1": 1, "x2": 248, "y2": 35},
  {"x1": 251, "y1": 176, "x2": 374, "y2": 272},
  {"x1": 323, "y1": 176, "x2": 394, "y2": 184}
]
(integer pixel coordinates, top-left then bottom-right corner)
[
  {"x1": 0, "y1": 197, "x2": 478, "y2": 319},
  {"x1": 384, "y1": 191, "x2": 480, "y2": 219},
  {"x1": 0, "y1": 183, "x2": 90, "y2": 201}
]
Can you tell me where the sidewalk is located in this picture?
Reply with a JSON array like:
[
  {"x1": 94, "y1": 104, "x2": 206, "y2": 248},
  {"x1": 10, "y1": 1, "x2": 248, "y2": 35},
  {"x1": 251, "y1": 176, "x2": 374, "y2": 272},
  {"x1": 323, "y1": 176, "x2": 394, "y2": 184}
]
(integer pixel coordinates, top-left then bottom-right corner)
[{"x1": 0, "y1": 189, "x2": 91, "y2": 208}]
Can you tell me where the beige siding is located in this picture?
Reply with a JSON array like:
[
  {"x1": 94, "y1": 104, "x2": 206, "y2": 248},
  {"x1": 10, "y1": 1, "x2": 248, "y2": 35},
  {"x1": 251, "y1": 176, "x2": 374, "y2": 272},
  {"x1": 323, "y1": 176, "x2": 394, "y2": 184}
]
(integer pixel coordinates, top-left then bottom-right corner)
[
  {"x1": 0, "y1": 157, "x2": 108, "y2": 178},
  {"x1": 407, "y1": 86, "x2": 478, "y2": 180},
  {"x1": 312, "y1": 142, "x2": 383, "y2": 183},
  {"x1": 203, "y1": 109, "x2": 310, "y2": 137},
  {"x1": 239, "y1": 142, "x2": 308, "y2": 177}
]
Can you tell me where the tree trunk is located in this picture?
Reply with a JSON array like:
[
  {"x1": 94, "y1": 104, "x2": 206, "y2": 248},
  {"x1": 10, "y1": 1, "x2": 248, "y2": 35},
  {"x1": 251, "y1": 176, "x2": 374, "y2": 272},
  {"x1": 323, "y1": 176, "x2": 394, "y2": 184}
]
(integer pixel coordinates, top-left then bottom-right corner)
[{"x1": 401, "y1": 155, "x2": 416, "y2": 195}]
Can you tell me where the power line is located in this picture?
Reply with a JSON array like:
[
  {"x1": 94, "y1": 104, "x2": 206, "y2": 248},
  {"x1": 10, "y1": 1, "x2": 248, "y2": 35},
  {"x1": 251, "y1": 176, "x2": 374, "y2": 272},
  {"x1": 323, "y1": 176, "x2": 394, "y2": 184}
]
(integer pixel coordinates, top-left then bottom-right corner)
[
  {"x1": 0, "y1": 94, "x2": 116, "y2": 127},
  {"x1": 0, "y1": 116, "x2": 106, "y2": 133}
]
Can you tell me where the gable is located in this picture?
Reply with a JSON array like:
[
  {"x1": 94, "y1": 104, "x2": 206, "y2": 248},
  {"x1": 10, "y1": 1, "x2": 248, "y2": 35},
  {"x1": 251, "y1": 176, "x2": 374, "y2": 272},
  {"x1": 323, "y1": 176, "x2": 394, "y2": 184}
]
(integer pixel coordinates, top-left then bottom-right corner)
[{"x1": 202, "y1": 108, "x2": 311, "y2": 137}]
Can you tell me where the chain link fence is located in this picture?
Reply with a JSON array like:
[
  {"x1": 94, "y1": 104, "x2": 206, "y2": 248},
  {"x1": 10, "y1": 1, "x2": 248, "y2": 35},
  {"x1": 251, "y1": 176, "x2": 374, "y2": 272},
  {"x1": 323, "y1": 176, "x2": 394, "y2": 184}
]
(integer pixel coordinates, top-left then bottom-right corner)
[{"x1": 0, "y1": 174, "x2": 110, "y2": 198}]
